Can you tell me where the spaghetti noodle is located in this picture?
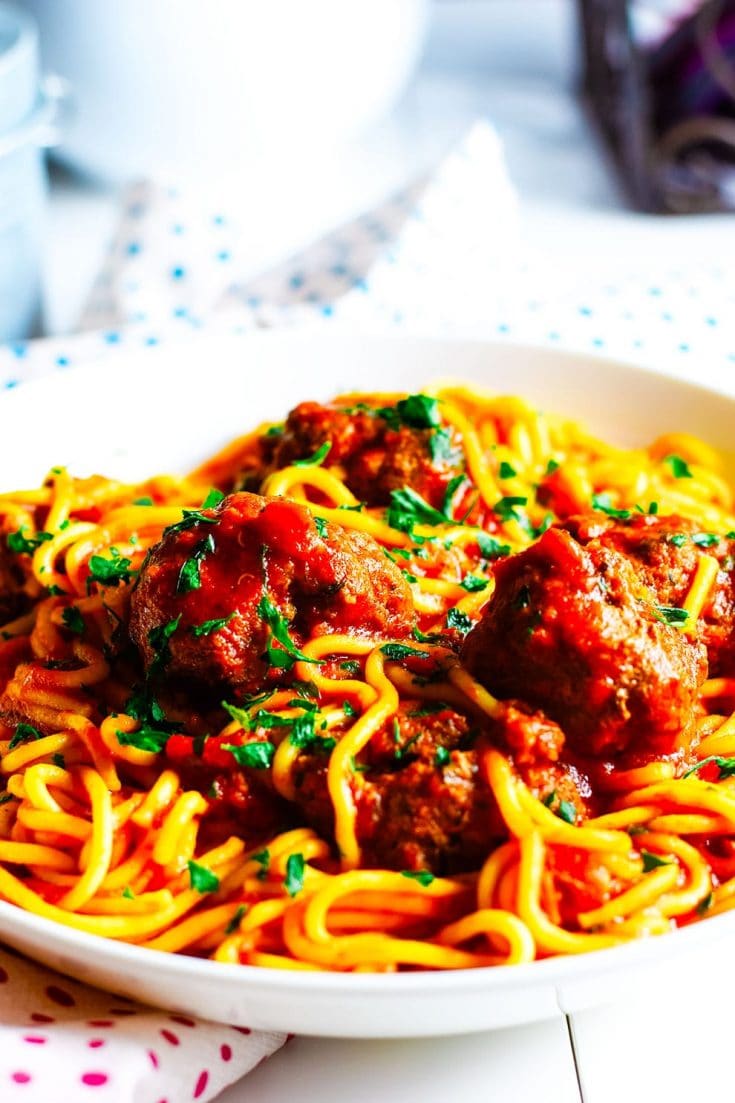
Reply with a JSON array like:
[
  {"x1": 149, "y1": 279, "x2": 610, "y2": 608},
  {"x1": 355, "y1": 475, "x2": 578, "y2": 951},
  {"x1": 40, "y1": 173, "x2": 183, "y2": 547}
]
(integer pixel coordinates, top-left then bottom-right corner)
[{"x1": 1, "y1": 381, "x2": 734, "y2": 973}]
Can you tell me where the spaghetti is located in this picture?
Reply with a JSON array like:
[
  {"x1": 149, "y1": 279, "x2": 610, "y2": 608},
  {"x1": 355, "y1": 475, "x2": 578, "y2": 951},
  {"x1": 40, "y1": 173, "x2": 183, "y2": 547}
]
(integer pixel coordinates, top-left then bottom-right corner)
[{"x1": 0, "y1": 381, "x2": 734, "y2": 973}]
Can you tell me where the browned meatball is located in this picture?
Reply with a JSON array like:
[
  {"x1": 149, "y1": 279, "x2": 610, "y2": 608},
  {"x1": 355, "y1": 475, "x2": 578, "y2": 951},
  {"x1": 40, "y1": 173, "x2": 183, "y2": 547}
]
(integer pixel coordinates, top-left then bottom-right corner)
[
  {"x1": 565, "y1": 512, "x2": 735, "y2": 675},
  {"x1": 130, "y1": 491, "x2": 414, "y2": 695},
  {"x1": 269, "y1": 398, "x2": 466, "y2": 511},
  {"x1": 461, "y1": 526, "x2": 707, "y2": 758},
  {"x1": 291, "y1": 704, "x2": 585, "y2": 873}
]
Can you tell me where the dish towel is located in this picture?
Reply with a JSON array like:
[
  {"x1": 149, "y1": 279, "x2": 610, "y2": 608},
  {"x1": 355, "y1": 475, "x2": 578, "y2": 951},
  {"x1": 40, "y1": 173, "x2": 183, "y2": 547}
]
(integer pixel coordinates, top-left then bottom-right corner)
[
  {"x1": 1, "y1": 119, "x2": 734, "y2": 390},
  {"x1": 0, "y1": 946, "x2": 284, "y2": 1102}
]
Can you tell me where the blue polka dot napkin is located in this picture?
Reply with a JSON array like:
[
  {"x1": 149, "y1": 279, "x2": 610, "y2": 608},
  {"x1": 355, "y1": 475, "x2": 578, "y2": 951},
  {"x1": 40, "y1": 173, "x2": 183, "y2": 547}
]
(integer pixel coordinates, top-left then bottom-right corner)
[{"x1": 1, "y1": 120, "x2": 733, "y2": 391}]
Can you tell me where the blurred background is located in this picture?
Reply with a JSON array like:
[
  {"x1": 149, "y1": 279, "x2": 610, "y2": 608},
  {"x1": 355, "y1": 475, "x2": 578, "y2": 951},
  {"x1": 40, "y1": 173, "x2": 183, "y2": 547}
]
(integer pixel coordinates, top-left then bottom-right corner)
[{"x1": 1, "y1": 0, "x2": 734, "y2": 349}]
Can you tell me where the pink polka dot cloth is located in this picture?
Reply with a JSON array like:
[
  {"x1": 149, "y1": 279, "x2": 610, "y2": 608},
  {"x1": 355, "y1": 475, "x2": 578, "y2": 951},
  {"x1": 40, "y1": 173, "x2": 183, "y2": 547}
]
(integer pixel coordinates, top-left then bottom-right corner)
[{"x1": 0, "y1": 944, "x2": 285, "y2": 1103}]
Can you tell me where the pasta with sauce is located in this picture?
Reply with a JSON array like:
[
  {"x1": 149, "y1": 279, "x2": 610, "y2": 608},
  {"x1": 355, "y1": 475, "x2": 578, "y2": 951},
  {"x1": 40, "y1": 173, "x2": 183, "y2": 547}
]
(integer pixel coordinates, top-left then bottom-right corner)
[{"x1": 0, "y1": 381, "x2": 734, "y2": 972}]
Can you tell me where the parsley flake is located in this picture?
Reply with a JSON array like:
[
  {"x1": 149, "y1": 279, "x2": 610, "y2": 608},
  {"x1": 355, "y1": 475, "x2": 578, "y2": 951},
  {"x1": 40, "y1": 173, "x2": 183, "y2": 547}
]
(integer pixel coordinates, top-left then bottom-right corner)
[
  {"x1": 592, "y1": 493, "x2": 631, "y2": 520},
  {"x1": 460, "y1": 574, "x2": 488, "y2": 593},
  {"x1": 257, "y1": 594, "x2": 323, "y2": 671},
  {"x1": 401, "y1": 870, "x2": 434, "y2": 887},
  {"x1": 177, "y1": 533, "x2": 215, "y2": 593},
  {"x1": 187, "y1": 860, "x2": 220, "y2": 894},
  {"x1": 653, "y1": 604, "x2": 689, "y2": 626},
  {"x1": 664, "y1": 454, "x2": 693, "y2": 479},
  {"x1": 222, "y1": 741, "x2": 275, "y2": 769},
  {"x1": 61, "y1": 606, "x2": 85, "y2": 635},
  {"x1": 499, "y1": 461, "x2": 517, "y2": 479},
  {"x1": 284, "y1": 852, "x2": 305, "y2": 897},
  {"x1": 190, "y1": 613, "x2": 234, "y2": 637},
  {"x1": 446, "y1": 608, "x2": 472, "y2": 635},
  {"x1": 225, "y1": 904, "x2": 247, "y2": 934},
  {"x1": 380, "y1": 643, "x2": 425, "y2": 661},
  {"x1": 641, "y1": 850, "x2": 671, "y2": 872},
  {"x1": 7, "y1": 529, "x2": 52, "y2": 555},
  {"x1": 88, "y1": 549, "x2": 135, "y2": 587},
  {"x1": 8, "y1": 723, "x2": 43, "y2": 750},
  {"x1": 293, "y1": 441, "x2": 331, "y2": 468}
]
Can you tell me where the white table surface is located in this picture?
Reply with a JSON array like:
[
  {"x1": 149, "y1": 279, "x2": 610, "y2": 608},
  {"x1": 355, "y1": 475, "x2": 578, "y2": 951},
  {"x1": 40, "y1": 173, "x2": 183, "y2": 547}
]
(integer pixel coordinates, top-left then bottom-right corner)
[{"x1": 39, "y1": 4, "x2": 735, "y2": 1100}]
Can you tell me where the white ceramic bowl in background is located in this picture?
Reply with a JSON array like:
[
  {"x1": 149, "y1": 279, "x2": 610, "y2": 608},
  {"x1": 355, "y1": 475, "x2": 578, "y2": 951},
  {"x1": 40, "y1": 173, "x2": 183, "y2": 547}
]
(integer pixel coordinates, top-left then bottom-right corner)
[
  {"x1": 19, "y1": 0, "x2": 429, "y2": 183},
  {"x1": 1, "y1": 332, "x2": 735, "y2": 1037}
]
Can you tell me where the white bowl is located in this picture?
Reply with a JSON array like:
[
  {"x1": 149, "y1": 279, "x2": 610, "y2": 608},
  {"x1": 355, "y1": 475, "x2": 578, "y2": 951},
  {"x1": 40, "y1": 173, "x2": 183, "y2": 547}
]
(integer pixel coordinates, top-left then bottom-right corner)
[
  {"x1": 1, "y1": 331, "x2": 734, "y2": 1037},
  {"x1": 22, "y1": 0, "x2": 429, "y2": 183}
]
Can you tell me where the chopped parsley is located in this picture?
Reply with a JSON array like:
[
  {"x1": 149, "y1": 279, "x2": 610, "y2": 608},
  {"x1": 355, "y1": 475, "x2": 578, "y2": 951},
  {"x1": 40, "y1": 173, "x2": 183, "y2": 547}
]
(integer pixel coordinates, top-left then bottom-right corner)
[
  {"x1": 293, "y1": 441, "x2": 331, "y2": 468},
  {"x1": 545, "y1": 459, "x2": 560, "y2": 475},
  {"x1": 340, "y1": 660, "x2": 361, "y2": 676},
  {"x1": 477, "y1": 533, "x2": 511, "y2": 559},
  {"x1": 653, "y1": 604, "x2": 689, "y2": 626},
  {"x1": 187, "y1": 860, "x2": 220, "y2": 894},
  {"x1": 429, "y1": 427, "x2": 455, "y2": 464},
  {"x1": 499, "y1": 461, "x2": 517, "y2": 479},
  {"x1": 434, "y1": 745, "x2": 451, "y2": 767},
  {"x1": 446, "y1": 608, "x2": 472, "y2": 635},
  {"x1": 162, "y1": 488, "x2": 224, "y2": 537},
  {"x1": 288, "y1": 711, "x2": 336, "y2": 753},
  {"x1": 460, "y1": 574, "x2": 488, "y2": 593},
  {"x1": 542, "y1": 790, "x2": 576, "y2": 824},
  {"x1": 222, "y1": 741, "x2": 276, "y2": 769},
  {"x1": 251, "y1": 849, "x2": 270, "y2": 879},
  {"x1": 225, "y1": 904, "x2": 247, "y2": 934},
  {"x1": 386, "y1": 487, "x2": 448, "y2": 535},
  {"x1": 88, "y1": 549, "x2": 135, "y2": 587},
  {"x1": 401, "y1": 870, "x2": 435, "y2": 887},
  {"x1": 133, "y1": 496, "x2": 154, "y2": 506},
  {"x1": 284, "y1": 852, "x2": 305, "y2": 897},
  {"x1": 257, "y1": 594, "x2": 323, "y2": 671},
  {"x1": 442, "y1": 474, "x2": 468, "y2": 519},
  {"x1": 380, "y1": 642, "x2": 425, "y2": 661},
  {"x1": 377, "y1": 393, "x2": 441, "y2": 431},
  {"x1": 52, "y1": 753, "x2": 66, "y2": 769},
  {"x1": 664, "y1": 454, "x2": 693, "y2": 479},
  {"x1": 683, "y1": 755, "x2": 735, "y2": 779},
  {"x1": 641, "y1": 850, "x2": 671, "y2": 872},
  {"x1": 8, "y1": 723, "x2": 43, "y2": 750},
  {"x1": 190, "y1": 613, "x2": 234, "y2": 638},
  {"x1": 116, "y1": 726, "x2": 171, "y2": 754},
  {"x1": 61, "y1": 606, "x2": 85, "y2": 635},
  {"x1": 177, "y1": 533, "x2": 215, "y2": 593},
  {"x1": 122, "y1": 886, "x2": 135, "y2": 900},
  {"x1": 7, "y1": 529, "x2": 52, "y2": 555},
  {"x1": 697, "y1": 892, "x2": 713, "y2": 915},
  {"x1": 692, "y1": 533, "x2": 720, "y2": 548},
  {"x1": 591, "y1": 492, "x2": 631, "y2": 520},
  {"x1": 493, "y1": 496, "x2": 528, "y2": 523},
  {"x1": 314, "y1": 516, "x2": 328, "y2": 538},
  {"x1": 668, "y1": 533, "x2": 689, "y2": 547},
  {"x1": 147, "y1": 615, "x2": 181, "y2": 676}
]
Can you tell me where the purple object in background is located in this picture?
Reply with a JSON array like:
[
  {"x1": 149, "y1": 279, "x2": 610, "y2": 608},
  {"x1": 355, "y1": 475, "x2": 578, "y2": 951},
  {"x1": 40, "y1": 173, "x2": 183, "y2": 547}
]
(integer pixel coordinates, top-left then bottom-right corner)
[{"x1": 578, "y1": 0, "x2": 735, "y2": 211}]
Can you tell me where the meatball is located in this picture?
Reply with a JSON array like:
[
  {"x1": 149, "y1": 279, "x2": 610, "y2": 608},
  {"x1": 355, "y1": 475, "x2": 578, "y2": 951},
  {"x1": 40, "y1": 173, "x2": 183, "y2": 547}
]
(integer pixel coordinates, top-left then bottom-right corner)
[
  {"x1": 291, "y1": 704, "x2": 585, "y2": 873},
  {"x1": 565, "y1": 512, "x2": 735, "y2": 676},
  {"x1": 461, "y1": 526, "x2": 707, "y2": 758},
  {"x1": 130, "y1": 491, "x2": 414, "y2": 695},
  {"x1": 269, "y1": 398, "x2": 466, "y2": 511}
]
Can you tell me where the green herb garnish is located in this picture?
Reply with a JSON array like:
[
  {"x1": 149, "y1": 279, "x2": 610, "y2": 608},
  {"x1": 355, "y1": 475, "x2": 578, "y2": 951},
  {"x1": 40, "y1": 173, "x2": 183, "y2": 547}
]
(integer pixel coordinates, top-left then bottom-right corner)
[
  {"x1": 61, "y1": 606, "x2": 85, "y2": 635},
  {"x1": 187, "y1": 860, "x2": 220, "y2": 894},
  {"x1": 222, "y1": 741, "x2": 275, "y2": 769},
  {"x1": 293, "y1": 441, "x2": 331, "y2": 468},
  {"x1": 177, "y1": 533, "x2": 215, "y2": 593},
  {"x1": 190, "y1": 613, "x2": 234, "y2": 638},
  {"x1": 664, "y1": 454, "x2": 693, "y2": 479},
  {"x1": 400, "y1": 870, "x2": 435, "y2": 887},
  {"x1": 284, "y1": 853, "x2": 305, "y2": 897}
]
